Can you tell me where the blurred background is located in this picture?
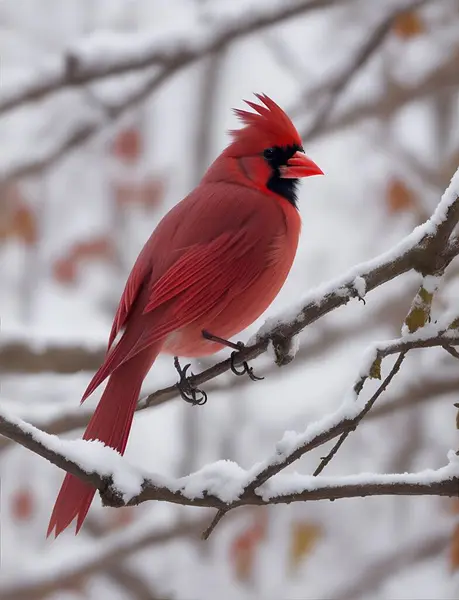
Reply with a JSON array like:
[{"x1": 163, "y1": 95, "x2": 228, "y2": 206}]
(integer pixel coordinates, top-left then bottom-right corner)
[{"x1": 1, "y1": 0, "x2": 459, "y2": 598}]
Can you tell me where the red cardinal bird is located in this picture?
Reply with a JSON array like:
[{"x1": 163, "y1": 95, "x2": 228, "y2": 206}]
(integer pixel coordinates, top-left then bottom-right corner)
[{"x1": 48, "y1": 93, "x2": 323, "y2": 537}]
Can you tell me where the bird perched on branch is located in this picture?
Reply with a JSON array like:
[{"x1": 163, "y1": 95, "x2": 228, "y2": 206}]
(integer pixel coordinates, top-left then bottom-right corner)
[{"x1": 48, "y1": 93, "x2": 323, "y2": 536}]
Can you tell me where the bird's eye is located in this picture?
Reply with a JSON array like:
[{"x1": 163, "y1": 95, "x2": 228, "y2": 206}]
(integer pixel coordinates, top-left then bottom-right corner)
[{"x1": 263, "y1": 148, "x2": 274, "y2": 160}]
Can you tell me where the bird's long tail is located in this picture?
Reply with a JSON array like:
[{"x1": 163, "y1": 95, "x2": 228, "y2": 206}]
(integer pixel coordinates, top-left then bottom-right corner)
[{"x1": 47, "y1": 347, "x2": 159, "y2": 537}]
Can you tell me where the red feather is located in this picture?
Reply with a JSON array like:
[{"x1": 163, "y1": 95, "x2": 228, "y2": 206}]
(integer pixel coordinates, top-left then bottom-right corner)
[{"x1": 48, "y1": 93, "x2": 320, "y2": 536}]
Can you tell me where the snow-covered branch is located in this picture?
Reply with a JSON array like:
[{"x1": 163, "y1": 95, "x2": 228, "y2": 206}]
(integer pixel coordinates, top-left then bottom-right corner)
[
  {"x1": 0, "y1": 0, "x2": 341, "y2": 118},
  {"x1": 1, "y1": 399, "x2": 458, "y2": 520},
  {"x1": 1, "y1": 168, "x2": 458, "y2": 539},
  {"x1": 143, "y1": 167, "x2": 459, "y2": 408},
  {"x1": 1, "y1": 169, "x2": 458, "y2": 453},
  {"x1": 1, "y1": 0, "x2": 434, "y2": 183}
]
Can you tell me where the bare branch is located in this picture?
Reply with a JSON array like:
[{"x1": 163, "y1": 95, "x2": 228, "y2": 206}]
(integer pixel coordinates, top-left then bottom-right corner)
[
  {"x1": 300, "y1": 49, "x2": 459, "y2": 144},
  {"x1": 0, "y1": 339, "x2": 105, "y2": 373},
  {"x1": 300, "y1": 0, "x2": 432, "y2": 141},
  {"x1": 1, "y1": 517, "x2": 204, "y2": 600},
  {"x1": 3, "y1": 70, "x2": 163, "y2": 182}
]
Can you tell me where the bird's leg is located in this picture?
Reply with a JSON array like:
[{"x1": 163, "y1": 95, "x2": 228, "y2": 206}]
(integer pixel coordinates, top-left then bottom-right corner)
[
  {"x1": 201, "y1": 330, "x2": 264, "y2": 382},
  {"x1": 174, "y1": 356, "x2": 207, "y2": 406}
]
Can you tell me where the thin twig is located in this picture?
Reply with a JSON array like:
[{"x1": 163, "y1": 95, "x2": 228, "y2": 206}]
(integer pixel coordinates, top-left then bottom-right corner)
[
  {"x1": 313, "y1": 352, "x2": 406, "y2": 476},
  {"x1": 202, "y1": 509, "x2": 228, "y2": 540},
  {"x1": 301, "y1": 2, "x2": 430, "y2": 141},
  {"x1": 443, "y1": 344, "x2": 459, "y2": 360}
]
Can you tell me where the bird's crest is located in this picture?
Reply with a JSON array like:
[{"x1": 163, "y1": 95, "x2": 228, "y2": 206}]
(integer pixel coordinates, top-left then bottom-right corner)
[{"x1": 228, "y1": 93, "x2": 302, "y2": 156}]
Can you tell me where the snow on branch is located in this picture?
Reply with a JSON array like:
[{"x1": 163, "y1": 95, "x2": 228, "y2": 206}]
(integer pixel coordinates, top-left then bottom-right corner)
[
  {"x1": 0, "y1": 404, "x2": 458, "y2": 520},
  {"x1": 1, "y1": 167, "x2": 458, "y2": 454},
  {"x1": 142, "y1": 166, "x2": 459, "y2": 408},
  {"x1": 0, "y1": 0, "x2": 430, "y2": 182},
  {"x1": 1, "y1": 167, "x2": 459, "y2": 538},
  {"x1": 0, "y1": 0, "x2": 340, "y2": 118}
]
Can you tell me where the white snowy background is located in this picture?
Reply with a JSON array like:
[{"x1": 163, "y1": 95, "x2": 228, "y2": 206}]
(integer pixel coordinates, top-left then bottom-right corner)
[{"x1": 1, "y1": 0, "x2": 459, "y2": 598}]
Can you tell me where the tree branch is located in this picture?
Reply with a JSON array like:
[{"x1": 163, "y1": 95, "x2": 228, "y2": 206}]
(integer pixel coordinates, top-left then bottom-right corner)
[
  {"x1": 1, "y1": 396, "x2": 458, "y2": 515},
  {"x1": 300, "y1": 0, "x2": 432, "y2": 141},
  {"x1": 140, "y1": 170, "x2": 459, "y2": 410},
  {"x1": 1, "y1": 517, "x2": 204, "y2": 600},
  {"x1": 312, "y1": 352, "x2": 406, "y2": 477},
  {"x1": 0, "y1": 339, "x2": 105, "y2": 373},
  {"x1": 0, "y1": 0, "x2": 343, "y2": 118},
  {"x1": 1, "y1": 170, "x2": 458, "y2": 456},
  {"x1": 300, "y1": 48, "x2": 459, "y2": 144},
  {"x1": 1, "y1": 0, "x2": 438, "y2": 183}
]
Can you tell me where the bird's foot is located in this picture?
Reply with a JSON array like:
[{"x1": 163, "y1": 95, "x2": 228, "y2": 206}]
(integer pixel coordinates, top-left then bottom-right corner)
[
  {"x1": 202, "y1": 330, "x2": 264, "y2": 382},
  {"x1": 174, "y1": 356, "x2": 207, "y2": 406}
]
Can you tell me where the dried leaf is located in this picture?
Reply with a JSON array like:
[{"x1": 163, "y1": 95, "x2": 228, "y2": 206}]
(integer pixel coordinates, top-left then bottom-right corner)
[
  {"x1": 11, "y1": 487, "x2": 35, "y2": 522},
  {"x1": 393, "y1": 11, "x2": 425, "y2": 39},
  {"x1": 230, "y1": 515, "x2": 267, "y2": 583},
  {"x1": 53, "y1": 257, "x2": 78, "y2": 285},
  {"x1": 114, "y1": 178, "x2": 165, "y2": 209},
  {"x1": 386, "y1": 179, "x2": 417, "y2": 213},
  {"x1": 289, "y1": 521, "x2": 322, "y2": 573},
  {"x1": 404, "y1": 286, "x2": 433, "y2": 333},
  {"x1": 112, "y1": 127, "x2": 143, "y2": 163},
  {"x1": 72, "y1": 237, "x2": 114, "y2": 261},
  {"x1": 369, "y1": 357, "x2": 382, "y2": 380},
  {"x1": 0, "y1": 202, "x2": 39, "y2": 246}
]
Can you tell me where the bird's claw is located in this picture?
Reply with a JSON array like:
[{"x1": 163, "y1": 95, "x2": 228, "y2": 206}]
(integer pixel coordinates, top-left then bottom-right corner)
[
  {"x1": 201, "y1": 330, "x2": 263, "y2": 383},
  {"x1": 174, "y1": 356, "x2": 207, "y2": 406},
  {"x1": 230, "y1": 346, "x2": 264, "y2": 382}
]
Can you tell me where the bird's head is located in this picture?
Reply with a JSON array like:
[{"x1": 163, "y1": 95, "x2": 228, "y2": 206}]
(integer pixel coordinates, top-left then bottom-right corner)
[{"x1": 224, "y1": 93, "x2": 323, "y2": 208}]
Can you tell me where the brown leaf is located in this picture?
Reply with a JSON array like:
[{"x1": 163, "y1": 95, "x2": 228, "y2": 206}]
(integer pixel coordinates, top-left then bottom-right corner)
[
  {"x1": 386, "y1": 178, "x2": 417, "y2": 214},
  {"x1": 11, "y1": 487, "x2": 35, "y2": 522},
  {"x1": 393, "y1": 11, "x2": 425, "y2": 39},
  {"x1": 52, "y1": 256, "x2": 78, "y2": 285},
  {"x1": 289, "y1": 521, "x2": 322, "y2": 573},
  {"x1": 112, "y1": 127, "x2": 143, "y2": 163},
  {"x1": 72, "y1": 236, "x2": 115, "y2": 261},
  {"x1": 13, "y1": 205, "x2": 38, "y2": 245},
  {"x1": 114, "y1": 178, "x2": 165, "y2": 209},
  {"x1": 230, "y1": 514, "x2": 267, "y2": 583}
]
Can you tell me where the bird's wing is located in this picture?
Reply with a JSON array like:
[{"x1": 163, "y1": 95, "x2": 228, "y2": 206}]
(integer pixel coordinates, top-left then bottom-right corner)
[
  {"x1": 120, "y1": 226, "x2": 266, "y2": 362},
  {"x1": 81, "y1": 226, "x2": 265, "y2": 401},
  {"x1": 107, "y1": 245, "x2": 152, "y2": 352}
]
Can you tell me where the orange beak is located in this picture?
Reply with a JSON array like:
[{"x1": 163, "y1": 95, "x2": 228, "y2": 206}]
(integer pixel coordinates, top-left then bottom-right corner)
[{"x1": 280, "y1": 151, "x2": 324, "y2": 179}]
